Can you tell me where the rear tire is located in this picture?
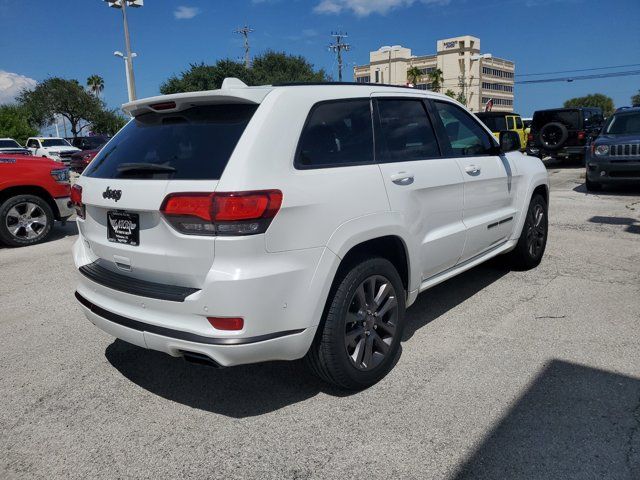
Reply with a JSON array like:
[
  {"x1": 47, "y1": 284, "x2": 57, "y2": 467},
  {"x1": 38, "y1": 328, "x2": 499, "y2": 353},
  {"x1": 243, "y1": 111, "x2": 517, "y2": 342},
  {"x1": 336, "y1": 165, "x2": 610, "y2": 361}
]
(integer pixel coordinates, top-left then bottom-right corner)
[
  {"x1": 508, "y1": 193, "x2": 548, "y2": 271},
  {"x1": 305, "y1": 257, "x2": 406, "y2": 390},
  {"x1": 0, "y1": 194, "x2": 54, "y2": 247}
]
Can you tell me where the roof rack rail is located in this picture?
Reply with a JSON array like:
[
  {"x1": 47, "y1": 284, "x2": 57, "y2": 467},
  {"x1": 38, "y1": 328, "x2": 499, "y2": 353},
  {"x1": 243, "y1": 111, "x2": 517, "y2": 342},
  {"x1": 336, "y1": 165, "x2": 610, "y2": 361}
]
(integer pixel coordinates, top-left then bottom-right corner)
[{"x1": 272, "y1": 81, "x2": 419, "y2": 90}]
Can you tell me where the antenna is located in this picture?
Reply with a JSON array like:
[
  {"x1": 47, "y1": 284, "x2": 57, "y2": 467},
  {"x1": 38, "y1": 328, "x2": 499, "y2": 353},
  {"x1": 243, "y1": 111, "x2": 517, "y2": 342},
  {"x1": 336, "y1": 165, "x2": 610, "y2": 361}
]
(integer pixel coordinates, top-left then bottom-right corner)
[
  {"x1": 234, "y1": 24, "x2": 254, "y2": 68},
  {"x1": 328, "y1": 31, "x2": 351, "y2": 82}
]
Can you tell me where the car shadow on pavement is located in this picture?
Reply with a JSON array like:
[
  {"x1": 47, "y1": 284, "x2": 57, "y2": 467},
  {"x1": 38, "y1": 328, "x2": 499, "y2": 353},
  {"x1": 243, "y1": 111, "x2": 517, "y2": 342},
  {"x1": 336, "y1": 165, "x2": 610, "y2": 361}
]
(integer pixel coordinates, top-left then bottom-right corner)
[
  {"x1": 451, "y1": 360, "x2": 640, "y2": 480},
  {"x1": 588, "y1": 216, "x2": 640, "y2": 235},
  {"x1": 573, "y1": 183, "x2": 640, "y2": 197},
  {"x1": 402, "y1": 258, "x2": 510, "y2": 342},
  {"x1": 542, "y1": 158, "x2": 584, "y2": 170},
  {"x1": 105, "y1": 340, "x2": 351, "y2": 418},
  {"x1": 105, "y1": 259, "x2": 510, "y2": 417}
]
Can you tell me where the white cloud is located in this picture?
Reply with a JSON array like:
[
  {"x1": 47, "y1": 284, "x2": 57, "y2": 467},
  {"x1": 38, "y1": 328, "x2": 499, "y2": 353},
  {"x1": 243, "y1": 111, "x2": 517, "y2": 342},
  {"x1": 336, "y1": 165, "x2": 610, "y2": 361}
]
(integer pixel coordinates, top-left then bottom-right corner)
[
  {"x1": 173, "y1": 5, "x2": 201, "y2": 20},
  {"x1": 314, "y1": 0, "x2": 450, "y2": 16},
  {"x1": 0, "y1": 71, "x2": 37, "y2": 105}
]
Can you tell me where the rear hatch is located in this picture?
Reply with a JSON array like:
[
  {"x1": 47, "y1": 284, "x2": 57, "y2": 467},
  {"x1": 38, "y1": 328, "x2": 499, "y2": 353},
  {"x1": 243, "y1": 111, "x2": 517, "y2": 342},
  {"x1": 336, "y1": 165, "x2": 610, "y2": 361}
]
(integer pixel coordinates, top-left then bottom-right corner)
[{"x1": 76, "y1": 102, "x2": 259, "y2": 289}]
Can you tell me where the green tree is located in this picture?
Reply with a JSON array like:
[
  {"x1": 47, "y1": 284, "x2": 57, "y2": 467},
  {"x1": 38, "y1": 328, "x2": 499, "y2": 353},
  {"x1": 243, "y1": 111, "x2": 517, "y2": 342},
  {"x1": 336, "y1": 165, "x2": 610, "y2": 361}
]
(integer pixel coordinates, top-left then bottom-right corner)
[
  {"x1": 456, "y1": 92, "x2": 467, "y2": 106},
  {"x1": 91, "y1": 108, "x2": 127, "y2": 136},
  {"x1": 18, "y1": 78, "x2": 104, "y2": 138},
  {"x1": 87, "y1": 75, "x2": 105, "y2": 97},
  {"x1": 251, "y1": 51, "x2": 329, "y2": 85},
  {"x1": 0, "y1": 105, "x2": 38, "y2": 145},
  {"x1": 427, "y1": 68, "x2": 444, "y2": 92},
  {"x1": 160, "y1": 51, "x2": 329, "y2": 95},
  {"x1": 407, "y1": 66, "x2": 422, "y2": 86},
  {"x1": 444, "y1": 89, "x2": 456, "y2": 99},
  {"x1": 564, "y1": 93, "x2": 615, "y2": 117},
  {"x1": 631, "y1": 90, "x2": 640, "y2": 107}
]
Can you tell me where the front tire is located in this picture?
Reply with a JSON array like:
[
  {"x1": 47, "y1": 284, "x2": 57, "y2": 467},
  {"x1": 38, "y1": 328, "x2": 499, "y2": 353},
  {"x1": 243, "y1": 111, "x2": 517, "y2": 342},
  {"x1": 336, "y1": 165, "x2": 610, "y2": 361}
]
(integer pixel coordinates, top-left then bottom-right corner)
[
  {"x1": 0, "y1": 194, "x2": 54, "y2": 247},
  {"x1": 306, "y1": 257, "x2": 406, "y2": 390},
  {"x1": 508, "y1": 193, "x2": 548, "y2": 270},
  {"x1": 585, "y1": 176, "x2": 602, "y2": 191}
]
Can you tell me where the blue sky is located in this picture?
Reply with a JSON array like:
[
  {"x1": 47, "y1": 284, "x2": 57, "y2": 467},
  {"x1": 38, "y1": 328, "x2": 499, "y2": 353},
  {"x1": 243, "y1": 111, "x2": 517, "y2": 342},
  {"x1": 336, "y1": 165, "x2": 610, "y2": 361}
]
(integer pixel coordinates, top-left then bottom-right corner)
[{"x1": 1, "y1": 0, "x2": 639, "y2": 117}]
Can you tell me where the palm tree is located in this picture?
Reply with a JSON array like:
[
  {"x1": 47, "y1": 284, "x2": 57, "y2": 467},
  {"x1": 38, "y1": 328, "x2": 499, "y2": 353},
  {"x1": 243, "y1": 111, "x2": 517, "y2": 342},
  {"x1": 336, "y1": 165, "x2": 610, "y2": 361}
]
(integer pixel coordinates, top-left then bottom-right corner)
[
  {"x1": 427, "y1": 68, "x2": 444, "y2": 93},
  {"x1": 87, "y1": 75, "x2": 104, "y2": 98},
  {"x1": 406, "y1": 66, "x2": 422, "y2": 86}
]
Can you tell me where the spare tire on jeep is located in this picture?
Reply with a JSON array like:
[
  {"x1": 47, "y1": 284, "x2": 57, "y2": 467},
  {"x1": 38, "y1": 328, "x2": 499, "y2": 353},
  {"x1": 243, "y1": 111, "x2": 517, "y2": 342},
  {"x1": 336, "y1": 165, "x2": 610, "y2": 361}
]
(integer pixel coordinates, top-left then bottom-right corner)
[{"x1": 539, "y1": 122, "x2": 569, "y2": 150}]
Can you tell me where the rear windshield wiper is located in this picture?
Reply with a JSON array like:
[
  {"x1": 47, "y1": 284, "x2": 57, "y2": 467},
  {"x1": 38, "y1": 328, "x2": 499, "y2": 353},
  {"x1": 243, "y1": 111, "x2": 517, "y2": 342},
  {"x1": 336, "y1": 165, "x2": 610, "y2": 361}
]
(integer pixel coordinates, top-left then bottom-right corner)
[{"x1": 116, "y1": 163, "x2": 177, "y2": 176}]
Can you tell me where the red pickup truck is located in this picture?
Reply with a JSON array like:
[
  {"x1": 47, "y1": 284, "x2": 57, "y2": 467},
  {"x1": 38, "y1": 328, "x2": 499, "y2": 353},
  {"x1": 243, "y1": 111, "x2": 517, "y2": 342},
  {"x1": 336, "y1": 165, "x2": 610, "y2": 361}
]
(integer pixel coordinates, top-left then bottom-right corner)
[{"x1": 0, "y1": 154, "x2": 74, "y2": 247}]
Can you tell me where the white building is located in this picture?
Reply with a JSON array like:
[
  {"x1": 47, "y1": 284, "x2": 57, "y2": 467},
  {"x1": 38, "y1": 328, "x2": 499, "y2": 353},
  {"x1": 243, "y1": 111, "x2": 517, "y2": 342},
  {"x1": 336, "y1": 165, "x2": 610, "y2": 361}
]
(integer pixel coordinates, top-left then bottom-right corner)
[{"x1": 353, "y1": 35, "x2": 515, "y2": 113}]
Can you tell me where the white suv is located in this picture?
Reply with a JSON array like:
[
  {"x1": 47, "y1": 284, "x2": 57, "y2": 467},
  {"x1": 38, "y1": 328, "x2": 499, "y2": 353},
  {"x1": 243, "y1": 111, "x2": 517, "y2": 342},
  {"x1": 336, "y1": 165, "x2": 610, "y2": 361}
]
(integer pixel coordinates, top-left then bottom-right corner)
[{"x1": 72, "y1": 79, "x2": 548, "y2": 389}]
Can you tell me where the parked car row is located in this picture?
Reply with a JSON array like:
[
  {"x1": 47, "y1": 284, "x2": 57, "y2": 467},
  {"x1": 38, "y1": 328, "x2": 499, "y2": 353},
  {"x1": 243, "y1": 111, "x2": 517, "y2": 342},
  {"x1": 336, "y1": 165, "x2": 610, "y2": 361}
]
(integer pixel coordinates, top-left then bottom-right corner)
[
  {"x1": 1, "y1": 135, "x2": 109, "y2": 172},
  {"x1": 475, "y1": 106, "x2": 640, "y2": 191}
]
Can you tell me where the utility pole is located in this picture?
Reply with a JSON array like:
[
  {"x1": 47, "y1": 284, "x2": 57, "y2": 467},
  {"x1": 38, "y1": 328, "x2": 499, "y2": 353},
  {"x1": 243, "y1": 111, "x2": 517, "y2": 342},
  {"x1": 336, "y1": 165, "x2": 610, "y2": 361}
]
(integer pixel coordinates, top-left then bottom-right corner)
[
  {"x1": 235, "y1": 25, "x2": 254, "y2": 68},
  {"x1": 104, "y1": 0, "x2": 143, "y2": 102},
  {"x1": 328, "y1": 32, "x2": 351, "y2": 82}
]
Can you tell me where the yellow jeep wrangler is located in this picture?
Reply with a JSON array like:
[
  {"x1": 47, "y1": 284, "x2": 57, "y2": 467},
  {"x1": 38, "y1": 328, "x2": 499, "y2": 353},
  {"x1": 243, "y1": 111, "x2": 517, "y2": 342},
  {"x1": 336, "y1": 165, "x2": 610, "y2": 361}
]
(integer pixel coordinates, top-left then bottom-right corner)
[{"x1": 476, "y1": 112, "x2": 527, "y2": 151}]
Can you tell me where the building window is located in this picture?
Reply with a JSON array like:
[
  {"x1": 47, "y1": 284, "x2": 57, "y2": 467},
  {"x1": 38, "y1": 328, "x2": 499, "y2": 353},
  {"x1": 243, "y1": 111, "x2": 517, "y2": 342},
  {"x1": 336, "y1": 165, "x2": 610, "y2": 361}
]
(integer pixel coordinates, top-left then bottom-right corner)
[
  {"x1": 356, "y1": 76, "x2": 370, "y2": 83},
  {"x1": 482, "y1": 97, "x2": 513, "y2": 107},
  {"x1": 481, "y1": 82, "x2": 513, "y2": 92},
  {"x1": 416, "y1": 84, "x2": 428, "y2": 90},
  {"x1": 375, "y1": 70, "x2": 379, "y2": 83},
  {"x1": 482, "y1": 67, "x2": 514, "y2": 79}
]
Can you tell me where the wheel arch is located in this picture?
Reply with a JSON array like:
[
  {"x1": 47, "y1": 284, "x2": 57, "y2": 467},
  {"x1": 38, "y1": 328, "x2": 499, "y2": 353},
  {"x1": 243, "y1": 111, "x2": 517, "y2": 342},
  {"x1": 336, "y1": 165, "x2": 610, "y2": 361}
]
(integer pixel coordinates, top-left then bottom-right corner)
[{"x1": 0, "y1": 186, "x2": 60, "y2": 219}]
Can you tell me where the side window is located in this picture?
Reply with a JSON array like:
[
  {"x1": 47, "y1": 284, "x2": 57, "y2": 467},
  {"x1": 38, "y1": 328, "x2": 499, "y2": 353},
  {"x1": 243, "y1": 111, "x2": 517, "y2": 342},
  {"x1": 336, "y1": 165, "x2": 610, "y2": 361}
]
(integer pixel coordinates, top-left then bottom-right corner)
[
  {"x1": 296, "y1": 99, "x2": 373, "y2": 168},
  {"x1": 433, "y1": 101, "x2": 495, "y2": 156},
  {"x1": 515, "y1": 116, "x2": 523, "y2": 129},
  {"x1": 375, "y1": 99, "x2": 440, "y2": 162},
  {"x1": 507, "y1": 117, "x2": 515, "y2": 130}
]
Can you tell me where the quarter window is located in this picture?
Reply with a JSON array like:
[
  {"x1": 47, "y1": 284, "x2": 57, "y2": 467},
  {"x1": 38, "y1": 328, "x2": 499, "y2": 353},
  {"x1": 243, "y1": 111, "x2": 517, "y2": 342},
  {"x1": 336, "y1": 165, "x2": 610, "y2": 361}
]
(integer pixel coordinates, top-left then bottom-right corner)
[
  {"x1": 296, "y1": 99, "x2": 374, "y2": 168},
  {"x1": 434, "y1": 101, "x2": 495, "y2": 157},
  {"x1": 376, "y1": 99, "x2": 440, "y2": 162}
]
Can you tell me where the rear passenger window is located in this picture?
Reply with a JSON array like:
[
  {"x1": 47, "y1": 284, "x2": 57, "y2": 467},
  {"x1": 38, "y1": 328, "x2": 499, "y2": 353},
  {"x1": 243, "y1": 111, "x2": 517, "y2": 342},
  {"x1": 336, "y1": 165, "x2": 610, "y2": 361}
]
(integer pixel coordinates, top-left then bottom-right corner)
[
  {"x1": 296, "y1": 99, "x2": 373, "y2": 168},
  {"x1": 515, "y1": 116, "x2": 523, "y2": 129},
  {"x1": 376, "y1": 99, "x2": 440, "y2": 162},
  {"x1": 434, "y1": 101, "x2": 495, "y2": 157}
]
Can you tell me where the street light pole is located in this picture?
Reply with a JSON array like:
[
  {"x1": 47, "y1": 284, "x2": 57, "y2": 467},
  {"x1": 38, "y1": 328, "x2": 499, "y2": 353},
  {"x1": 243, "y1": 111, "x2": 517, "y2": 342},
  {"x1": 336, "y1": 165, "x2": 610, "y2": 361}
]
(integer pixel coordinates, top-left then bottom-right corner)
[
  {"x1": 104, "y1": 0, "x2": 143, "y2": 102},
  {"x1": 120, "y1": 0, "x2": 136, "y2": 101}
]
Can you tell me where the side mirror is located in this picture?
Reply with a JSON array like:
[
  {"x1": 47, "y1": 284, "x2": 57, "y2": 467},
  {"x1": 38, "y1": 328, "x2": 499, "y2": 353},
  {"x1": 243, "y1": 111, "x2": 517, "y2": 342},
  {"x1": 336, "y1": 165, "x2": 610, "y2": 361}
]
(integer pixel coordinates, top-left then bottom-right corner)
[{"x1": 499, "y1": 130, "x2": 521, "y2": 152}]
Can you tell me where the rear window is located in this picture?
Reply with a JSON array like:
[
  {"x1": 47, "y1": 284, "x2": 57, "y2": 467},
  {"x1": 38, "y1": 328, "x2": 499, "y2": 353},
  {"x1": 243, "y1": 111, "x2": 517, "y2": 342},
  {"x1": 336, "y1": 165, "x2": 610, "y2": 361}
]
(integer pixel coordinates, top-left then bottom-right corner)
[
  {"x1": 533, "y1": 110, "x2": 581, "y2": 130},
  {"x1": 84, "y1": 104, "x2": 257, "y2": 180},
  {"x1": 477, "y1": 115, "x2": 507, "y2": 132},
  {"x1": 295, "y1": 99, "x2": 373, "y2": 169},
  {"x1": 42, "y1": 139, "x2": 71, "y2": 147}
]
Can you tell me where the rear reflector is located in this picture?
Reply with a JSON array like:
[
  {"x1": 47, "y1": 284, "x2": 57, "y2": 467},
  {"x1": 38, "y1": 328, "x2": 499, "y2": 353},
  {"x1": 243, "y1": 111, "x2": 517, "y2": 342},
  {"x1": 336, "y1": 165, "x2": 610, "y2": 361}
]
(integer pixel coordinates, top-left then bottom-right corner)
[
  {"x1": 207, "y1": 317, "x2": 244, "y2": 331},
  {"x1": 160, "y1": 190, "x2": 283, "y2": 236}
]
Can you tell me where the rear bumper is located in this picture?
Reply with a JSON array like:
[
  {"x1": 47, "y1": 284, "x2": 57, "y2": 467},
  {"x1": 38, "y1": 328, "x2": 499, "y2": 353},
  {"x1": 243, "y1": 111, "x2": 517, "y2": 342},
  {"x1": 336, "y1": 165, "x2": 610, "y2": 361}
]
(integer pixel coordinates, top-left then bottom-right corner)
[
  {"x1": 76, "y1": 291, "x2": 313, "y2": 367},
  {"x1": 587, "y1": 161, "x2": 640, "y2": 183},
  {"x1": 529, "y1": 145, "x2": 585, "y2": 158}
]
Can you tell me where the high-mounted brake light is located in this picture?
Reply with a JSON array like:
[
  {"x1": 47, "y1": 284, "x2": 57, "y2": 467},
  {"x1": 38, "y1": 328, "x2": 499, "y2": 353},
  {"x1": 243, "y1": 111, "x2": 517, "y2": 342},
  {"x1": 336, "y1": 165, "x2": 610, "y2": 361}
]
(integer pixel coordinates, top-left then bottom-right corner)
[
  {"x1": 160, "y1": 190, "x2": 283, "y2": 236},
  {"x1": 150, "y1": 101, "x2": 176, "y2": 111},
  {"x1": 70, "y1": 184, "x2": 85, "y2": 219}
]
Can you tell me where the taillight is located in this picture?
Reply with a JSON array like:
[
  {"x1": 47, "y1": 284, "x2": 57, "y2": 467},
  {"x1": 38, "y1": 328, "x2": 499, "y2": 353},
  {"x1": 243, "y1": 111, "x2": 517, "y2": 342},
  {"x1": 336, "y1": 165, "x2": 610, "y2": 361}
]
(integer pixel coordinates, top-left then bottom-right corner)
[
  {"x1": 160, "y1": 190, "x2": 283, "y2": 236},
  {"x1": 70, "y1": 184, "x2": 85, "y2": 219},
  {"x1": 207, "y1": 317, "x2": 244, "y2": 331},
  {"x1": 577, "y1": 131, "x2": 586, "y2": 140},
  {"x1": 527, "y1": 133, "x2": 534, "y2": 143}
]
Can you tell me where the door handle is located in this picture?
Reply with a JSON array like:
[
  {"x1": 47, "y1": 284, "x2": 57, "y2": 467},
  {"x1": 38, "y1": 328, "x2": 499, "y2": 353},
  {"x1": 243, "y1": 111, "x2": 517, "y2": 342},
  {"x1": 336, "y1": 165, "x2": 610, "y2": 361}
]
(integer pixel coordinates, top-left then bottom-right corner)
[
  {"x1": 390, "y1": 172, "x2": 414, "y2": 185},
  {"x1": 464, "y1": 165, "x2": 481, "y2": 176}
]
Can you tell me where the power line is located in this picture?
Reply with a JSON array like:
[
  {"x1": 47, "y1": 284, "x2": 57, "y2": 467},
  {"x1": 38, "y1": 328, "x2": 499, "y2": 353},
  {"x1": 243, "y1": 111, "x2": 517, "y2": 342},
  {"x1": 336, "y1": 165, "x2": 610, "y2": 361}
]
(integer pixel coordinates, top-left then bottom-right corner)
[
  {"x1": 516, "y1": 69, "x2": 640, "y2": 85},
  {"x1": 328, "y1": 32, "x2": 351, "y2": 82},
  {"x1": 516, "y1": 63, "x2": 640, "y2": 77},
  {"x1": 234, "y1": 24, "x2": 254, "y2": 68}
]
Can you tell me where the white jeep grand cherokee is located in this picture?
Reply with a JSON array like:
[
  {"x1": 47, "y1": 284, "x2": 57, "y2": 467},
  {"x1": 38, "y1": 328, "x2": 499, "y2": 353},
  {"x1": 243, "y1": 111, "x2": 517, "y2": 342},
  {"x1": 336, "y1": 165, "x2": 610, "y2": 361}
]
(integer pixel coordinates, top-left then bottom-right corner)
[{"x1": 73, "y1": 79, "x2": 548, "y2": 389}]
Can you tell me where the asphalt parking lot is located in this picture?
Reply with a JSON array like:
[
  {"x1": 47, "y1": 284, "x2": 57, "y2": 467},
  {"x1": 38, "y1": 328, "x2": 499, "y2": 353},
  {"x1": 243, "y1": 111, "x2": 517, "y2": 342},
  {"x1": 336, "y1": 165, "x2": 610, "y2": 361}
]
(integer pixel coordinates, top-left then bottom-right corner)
[{"x1": 1, "y1": 164, "x2": 639, "y2": 480}]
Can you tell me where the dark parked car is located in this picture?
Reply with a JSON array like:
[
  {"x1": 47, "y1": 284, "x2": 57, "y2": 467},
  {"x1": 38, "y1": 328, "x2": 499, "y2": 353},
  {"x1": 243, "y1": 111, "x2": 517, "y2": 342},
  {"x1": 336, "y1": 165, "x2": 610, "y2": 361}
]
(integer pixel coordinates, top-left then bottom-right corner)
[
  {"x1": 69, "y1": 137, "x2": 109, "y2": 173},
  {"x1": 69, "y1": 135, "x2": 110, "y2": 151},
  {"x1": 527, "y1": 107, "x2": 604, "y2": 162},
  {"x1": 585, "y1": 106, "x2": 640, "y2": 191},
  {"x1": 0, "y1": 138, "x2": 31, "y2": 155}
]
